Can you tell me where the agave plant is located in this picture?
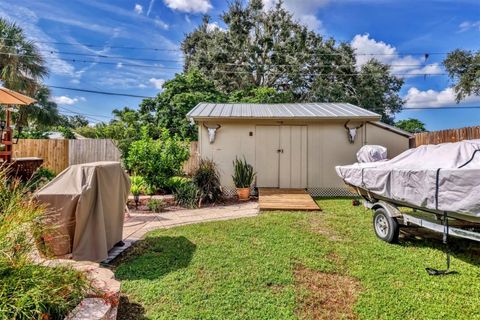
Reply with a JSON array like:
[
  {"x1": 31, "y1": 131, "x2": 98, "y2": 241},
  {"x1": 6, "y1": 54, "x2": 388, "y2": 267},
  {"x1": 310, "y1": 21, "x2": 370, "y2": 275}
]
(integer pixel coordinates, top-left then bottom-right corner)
[{"x1": 232, "y1": 157, "x2": 255, "y2": 188}]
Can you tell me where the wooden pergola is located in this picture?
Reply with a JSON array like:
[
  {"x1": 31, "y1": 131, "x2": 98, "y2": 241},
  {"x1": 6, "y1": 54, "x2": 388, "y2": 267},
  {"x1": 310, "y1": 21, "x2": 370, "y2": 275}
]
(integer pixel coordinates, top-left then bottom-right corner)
[{"x1": 0, "y1": 87, "x2": 36, "y2": 163}]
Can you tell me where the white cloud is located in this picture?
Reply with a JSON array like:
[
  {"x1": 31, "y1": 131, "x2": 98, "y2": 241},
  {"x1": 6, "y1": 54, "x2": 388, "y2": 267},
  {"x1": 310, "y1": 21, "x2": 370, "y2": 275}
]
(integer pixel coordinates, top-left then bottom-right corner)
[
  {"x1": 51, "y1": 96, "x2": 83, "y2": 105},
  {"x1": 262, "y1": 0, "x2": 328, "y2": 33},
  {"x1": 134, "y1": 4, "x2": 143, "y2": 14},
  {"x1": 163, "y1": 0, "x2": 212, "y2": 13},
  {"x1": 459, "y1": 20, "x2": 480, "y2": 32},
  {"x1": 404, "y1": 87, "x2": 480, "y2": 108},
  {"x1": 351, "y1": 34, "x2": 442, "y2": 76},
  {"x1": 206, "y1": 22, "x2": 224, "y2": 32},
  {"x1": 149, "y1": 78, "x2": 166, "y2": 89}
]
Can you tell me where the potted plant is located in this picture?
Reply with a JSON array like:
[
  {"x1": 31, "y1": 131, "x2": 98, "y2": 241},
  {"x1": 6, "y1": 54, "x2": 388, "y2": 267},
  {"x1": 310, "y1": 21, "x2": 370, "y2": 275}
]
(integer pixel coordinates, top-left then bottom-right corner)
[{"x1": 232, "y1": 157, "x2": 256, "y2": 200}]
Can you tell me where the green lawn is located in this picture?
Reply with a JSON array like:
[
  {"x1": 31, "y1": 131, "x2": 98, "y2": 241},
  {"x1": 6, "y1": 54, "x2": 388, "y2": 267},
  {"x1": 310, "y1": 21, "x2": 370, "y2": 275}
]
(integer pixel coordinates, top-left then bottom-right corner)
[{"x1": 114, "y1": 199, "x2": 480, "y2": 320}]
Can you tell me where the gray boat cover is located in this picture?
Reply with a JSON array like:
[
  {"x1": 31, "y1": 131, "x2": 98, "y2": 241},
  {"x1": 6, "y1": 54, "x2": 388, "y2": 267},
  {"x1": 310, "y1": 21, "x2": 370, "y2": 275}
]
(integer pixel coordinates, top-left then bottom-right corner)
[
  {"x1": 336, "y1": 140, "x2": 480, "y2": 220},
  {"x1": 356, "y1": 145, "x2": 387, "y2": 163}
]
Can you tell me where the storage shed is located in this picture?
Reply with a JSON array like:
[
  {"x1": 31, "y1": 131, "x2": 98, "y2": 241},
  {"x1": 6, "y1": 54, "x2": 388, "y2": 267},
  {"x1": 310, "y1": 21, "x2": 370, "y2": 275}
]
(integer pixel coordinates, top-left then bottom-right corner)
[{"x1": 187, "y1": 103, "x2": 412, "y2": 196}]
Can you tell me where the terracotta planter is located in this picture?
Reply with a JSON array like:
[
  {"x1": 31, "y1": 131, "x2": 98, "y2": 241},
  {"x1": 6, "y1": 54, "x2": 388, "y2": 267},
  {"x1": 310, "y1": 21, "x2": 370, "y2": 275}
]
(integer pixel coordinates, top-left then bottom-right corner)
[{"x1": 236, "y1": 187, "x2": 250, "y2": 201}]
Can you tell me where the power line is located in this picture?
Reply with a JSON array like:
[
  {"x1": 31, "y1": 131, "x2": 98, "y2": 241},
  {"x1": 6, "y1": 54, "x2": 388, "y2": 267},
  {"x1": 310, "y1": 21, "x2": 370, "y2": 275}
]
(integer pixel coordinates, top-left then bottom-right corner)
[
  {"x1": 0, "y1": 50, "x2": 450, "y2": 69},
  {"x1": 48, "y1": 86, "x2": 154, "y2": 98},
  {"x1": 41, "y1": 50, "x2": 185, "y2": 64},
  {"x1": 0, "y1": 37, "x2": 180, "y2": 52},
  {"x1": 404, "y1": 106, "x2": 480, "y2": 110},
  {"x1": 0, "y1": 37, "x2": 456, "y2": 56},
  {"x1": 32, "y1": 49, "x2": 454, "y2": 68},
  {"x1": 57, "y1": 106, "x2": 108, "y2": 123},
  {"x1": 58, "y1": 108, "x2": 112, "y2": 119}
]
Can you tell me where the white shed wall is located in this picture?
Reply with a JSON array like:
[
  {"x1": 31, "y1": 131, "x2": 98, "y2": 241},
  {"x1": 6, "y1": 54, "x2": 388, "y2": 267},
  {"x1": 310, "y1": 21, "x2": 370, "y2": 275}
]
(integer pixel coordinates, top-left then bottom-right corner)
[
  {"x1": 198, "y1": 120, "x2": 410, "y2": 192},
  {"x1": 365, "y1": 123, "x2": 410, "y2": 158}
]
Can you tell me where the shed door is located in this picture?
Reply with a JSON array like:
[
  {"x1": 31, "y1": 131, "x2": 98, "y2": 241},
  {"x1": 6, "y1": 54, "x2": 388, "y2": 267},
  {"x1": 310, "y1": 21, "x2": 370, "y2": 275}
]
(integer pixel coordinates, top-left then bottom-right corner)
[
  {"x1": 279, "y1": 126, "x2": 307, "y2": 188},
  {"x1": 255, "y1": 126, "x2": 280, "y2": 187},
  {"x1": 255, "y1": 125, "x2": 307, "y2": 188}
]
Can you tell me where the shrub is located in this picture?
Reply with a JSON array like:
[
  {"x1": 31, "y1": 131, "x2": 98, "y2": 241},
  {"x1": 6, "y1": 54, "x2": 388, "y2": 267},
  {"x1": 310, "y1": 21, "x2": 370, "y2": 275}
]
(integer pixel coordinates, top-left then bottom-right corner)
[
  {"x1": 126, "y1": 128, "x2": 189, "y2": 192},
  {"x1": 147, "y1": 198, "x2": 166, "y2": 213},
  {"x1": 0, "y1": 173, "x2": 45, "y2": 262},
  {"x1": 26, "y1": 167, "x2": 56, "y2": 192},
  {"x1": 232, "y1": 157, "x2": 256, "y2": 188},
  {"x1": 130, "y1": 176, "x2": 146, "y2": 196},
  {"x1": 0, "y1": 263, "x2": 89, "y2": 319},
  {"x1": 173, "y1": 181, "x2": 199, "y2": 209},
  {"x1": 192, "y1": 159, "x2": 222, "y2": 206},
  {"x1": 0, "y1": 167, "x2": 89, "y2": 318},
  {"x1": 166, "y1": 176, "x2": 191, "y2": 192},
  {"x1": 56, "y1": 126, "x2": 76, "y2": 139}
]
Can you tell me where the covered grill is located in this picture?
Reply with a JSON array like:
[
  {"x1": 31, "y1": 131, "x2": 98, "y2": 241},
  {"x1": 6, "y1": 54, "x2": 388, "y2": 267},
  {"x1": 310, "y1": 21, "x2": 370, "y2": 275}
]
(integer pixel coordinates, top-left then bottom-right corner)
[{"x1": 36, "y1": 161, "x2": 130, "y2": 262}]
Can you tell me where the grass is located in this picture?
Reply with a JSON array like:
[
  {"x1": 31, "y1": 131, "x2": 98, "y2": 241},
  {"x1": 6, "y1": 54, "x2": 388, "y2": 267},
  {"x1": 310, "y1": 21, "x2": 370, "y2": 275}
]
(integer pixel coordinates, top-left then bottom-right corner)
[{"x1": 114, "y1": 199, "x2": 480, "y2": 319}]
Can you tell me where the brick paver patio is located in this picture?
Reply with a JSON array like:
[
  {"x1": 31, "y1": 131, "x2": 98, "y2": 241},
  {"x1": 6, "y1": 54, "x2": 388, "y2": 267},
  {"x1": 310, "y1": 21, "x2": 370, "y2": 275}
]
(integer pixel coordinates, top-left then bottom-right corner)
[{"x1": 102, "y1": 201, "x2": 259, "y2": 264}]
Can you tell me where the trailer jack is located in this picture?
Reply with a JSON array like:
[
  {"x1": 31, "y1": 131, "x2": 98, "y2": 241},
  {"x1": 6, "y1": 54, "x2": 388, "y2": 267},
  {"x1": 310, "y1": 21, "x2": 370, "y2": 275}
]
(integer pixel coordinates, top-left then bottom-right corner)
[{"x1": 425, "y1": 211, "x2": 457, "y2": 276}]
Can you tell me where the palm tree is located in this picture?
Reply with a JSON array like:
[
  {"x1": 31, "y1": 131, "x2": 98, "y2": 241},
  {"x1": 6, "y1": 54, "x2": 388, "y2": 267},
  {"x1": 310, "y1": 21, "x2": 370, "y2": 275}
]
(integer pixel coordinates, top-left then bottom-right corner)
[{"x1": 0, "y1": 18, "x2": 47, "y2": 94}]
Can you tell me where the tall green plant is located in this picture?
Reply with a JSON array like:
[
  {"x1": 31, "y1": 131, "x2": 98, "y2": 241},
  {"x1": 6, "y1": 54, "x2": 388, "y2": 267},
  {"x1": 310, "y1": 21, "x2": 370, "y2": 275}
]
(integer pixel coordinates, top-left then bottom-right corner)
[
  {"x1": 0, "y1": 170, "x2": 44, "y2": 263},
  {"x1": 0, "y1": 167, "x2": 89, "y2": 318},
  {"x1": 130, "y1": 176, "x2": 146, "y2": 196},
  {"x1": 232, "y1": 157, "x2": 255, "y2": 188},
  {"x1": 173, "y1": 180, "x2": 199, "y2": 209},
  {"x1": 192, "y1": 159, "x2": 222, "y2": 206},
  {"x1": 126, "y1": 128, "x2": 189, "y2": 192}
]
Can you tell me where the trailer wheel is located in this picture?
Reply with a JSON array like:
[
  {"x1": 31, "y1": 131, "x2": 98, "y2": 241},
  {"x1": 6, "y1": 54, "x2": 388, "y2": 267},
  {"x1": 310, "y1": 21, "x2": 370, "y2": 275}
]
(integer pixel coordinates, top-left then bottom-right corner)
[{"x1": 373, "y1": 208, "x2": 399, "y2": 243}]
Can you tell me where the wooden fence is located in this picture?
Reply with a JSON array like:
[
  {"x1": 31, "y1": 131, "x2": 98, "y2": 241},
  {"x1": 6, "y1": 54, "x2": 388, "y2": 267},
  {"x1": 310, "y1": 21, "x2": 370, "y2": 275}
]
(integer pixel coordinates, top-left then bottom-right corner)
[
  {"x1": 183, "y1": 141, "x2": 199, "y2": 175},
  {"x1": 15, "y1": 139, "x2": 121, "y2": 173},
  {"x1": 414, "y1": 126, "x2": 480, "y2": 147},
  {"x1": 68, "y1": 139, "x2": 121, "y2": 166},
  {"x1": 15, "y1": 139, "x2": 69, "y2": 174}
]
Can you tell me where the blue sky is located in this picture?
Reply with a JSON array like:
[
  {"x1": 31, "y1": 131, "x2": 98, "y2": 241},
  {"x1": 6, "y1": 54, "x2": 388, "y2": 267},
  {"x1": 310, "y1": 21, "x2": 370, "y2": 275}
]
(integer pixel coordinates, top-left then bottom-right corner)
[{"x1": 0, "y1": 0, "x2": 479, "y2": 130}]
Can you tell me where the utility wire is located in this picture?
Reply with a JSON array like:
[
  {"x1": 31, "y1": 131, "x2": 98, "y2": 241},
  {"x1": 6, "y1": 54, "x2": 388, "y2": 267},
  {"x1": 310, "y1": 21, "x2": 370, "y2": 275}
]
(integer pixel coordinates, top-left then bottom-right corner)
[
  {"x1": 0, "y1": 36, "x2": 455, "y2": 56},
  {"x1": 57, "y1": 106, "x2": 107, "y2": 122},
  {"x1": 0, "y1": 50, "x2": 450, "y2": 70},
  {"x1": 57, "y1": 108, "x2": 112, "y2": 119},
  {"x1": 0, "y1": 44, "x2": 457, "y2": 68},
  {"x1": 48, "y1": 86, "x2": 153, "y2": 98}
]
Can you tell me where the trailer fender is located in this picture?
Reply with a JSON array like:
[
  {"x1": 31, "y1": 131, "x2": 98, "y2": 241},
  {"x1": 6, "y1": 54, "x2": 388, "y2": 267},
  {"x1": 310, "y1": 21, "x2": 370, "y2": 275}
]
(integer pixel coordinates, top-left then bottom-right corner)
[{"x1": 369, "y1": 201, "x2": 402, "y2": 218}]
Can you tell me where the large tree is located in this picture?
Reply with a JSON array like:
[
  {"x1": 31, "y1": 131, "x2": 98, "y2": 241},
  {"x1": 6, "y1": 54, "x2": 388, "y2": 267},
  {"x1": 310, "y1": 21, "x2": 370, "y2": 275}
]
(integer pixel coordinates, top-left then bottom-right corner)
[
  {"x1": 443, "y1": 49, "x2": 480, "y2": 102},
  {"x1": 395, "y1": 118, "x2": 426, "y2": 133},
  {"x1": 9, "y1": 86, "x2": 67, "y2": 135},
  {"x1": 138, "y1": 70, "x2": 225, "y2": 140},
  {"x1": 0, "y1": 19, "x2": 65, "y2": 133},
  {"x1": 0, "y1": 18, "x2": 47, "y2": 94},
  {"x1": 182, "y1": 0, "x2": 404, "y2": 123}
]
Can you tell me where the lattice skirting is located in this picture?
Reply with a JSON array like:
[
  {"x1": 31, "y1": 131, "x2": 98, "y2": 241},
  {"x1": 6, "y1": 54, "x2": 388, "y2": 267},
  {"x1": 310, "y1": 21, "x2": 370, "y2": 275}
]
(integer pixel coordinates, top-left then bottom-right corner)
[
  {"x1": 307, "y1": 187, "x2": 357, "y2": 198},
  {"x1": 221, "y1": 186, "x2": 357, "y2": 198}
]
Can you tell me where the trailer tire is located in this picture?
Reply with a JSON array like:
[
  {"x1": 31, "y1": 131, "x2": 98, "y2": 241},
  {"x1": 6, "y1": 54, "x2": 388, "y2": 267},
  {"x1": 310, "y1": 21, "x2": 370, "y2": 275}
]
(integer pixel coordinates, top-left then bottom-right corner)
[{"x1": 373, "y1": 208, "x2": 399, "y2": 243}]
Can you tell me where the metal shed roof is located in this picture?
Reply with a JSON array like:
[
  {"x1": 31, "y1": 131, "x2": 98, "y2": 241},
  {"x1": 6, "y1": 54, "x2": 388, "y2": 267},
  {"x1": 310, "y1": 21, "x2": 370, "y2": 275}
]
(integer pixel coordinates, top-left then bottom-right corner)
[{"x1": 187, "y1": 103, "x2": 380, "y2": 120}]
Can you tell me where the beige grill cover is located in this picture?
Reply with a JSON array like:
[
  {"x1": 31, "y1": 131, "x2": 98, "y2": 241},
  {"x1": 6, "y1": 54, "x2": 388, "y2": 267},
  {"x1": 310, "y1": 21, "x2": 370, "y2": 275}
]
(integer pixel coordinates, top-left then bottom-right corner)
[{"x1": 36, "y1": 161, "x2": 130, "y2": 262}]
